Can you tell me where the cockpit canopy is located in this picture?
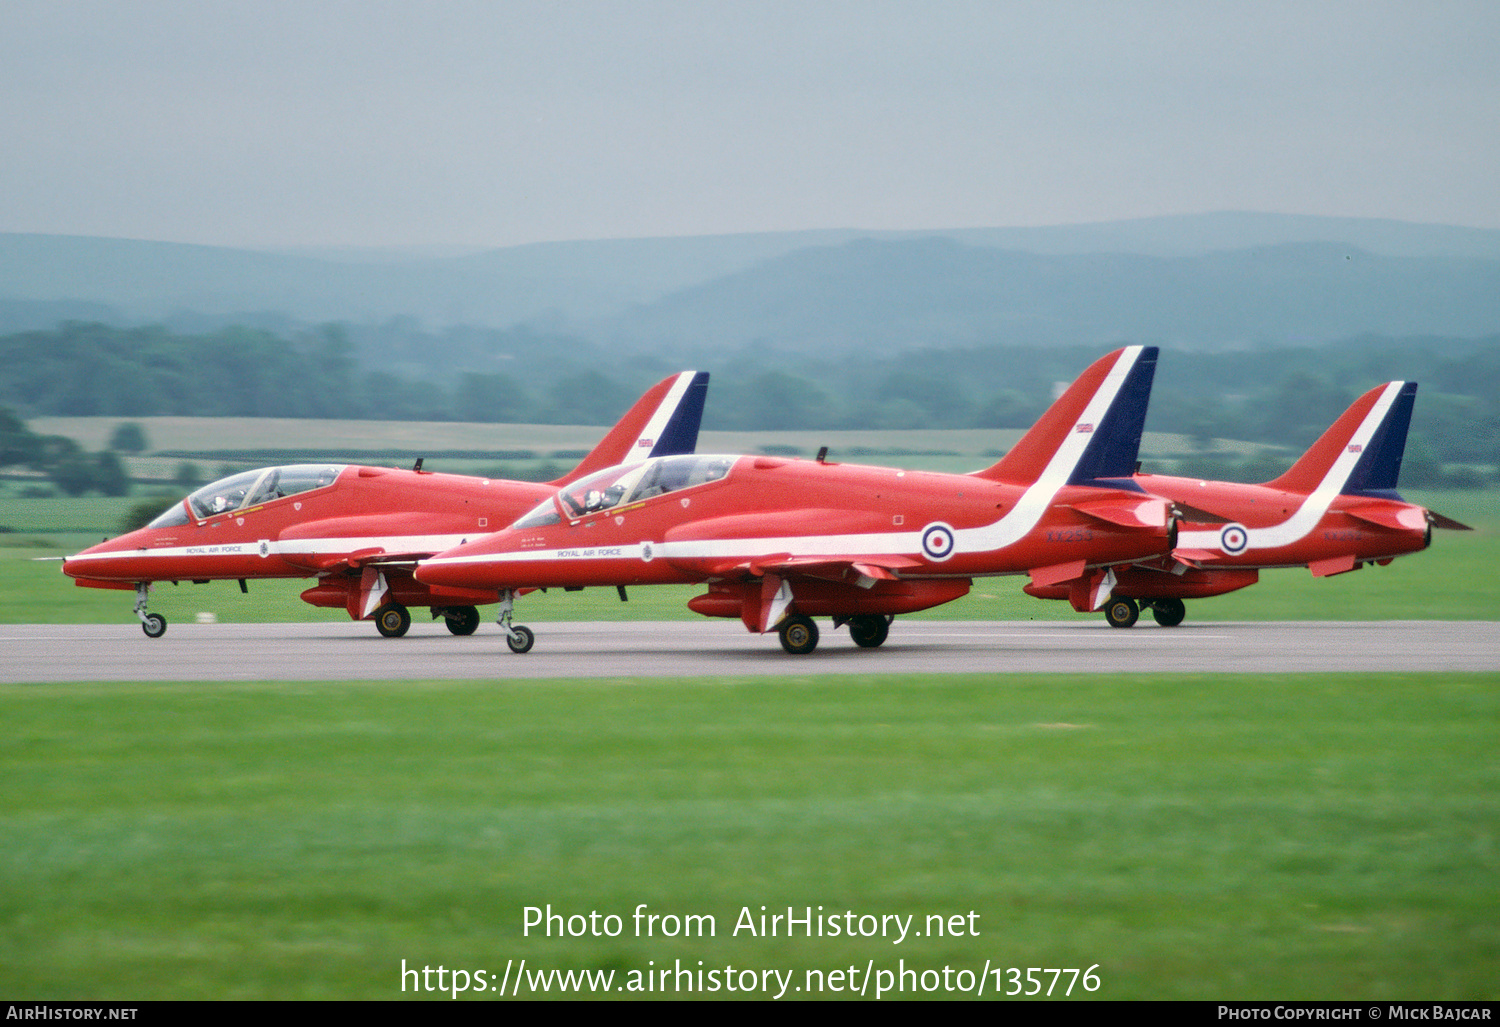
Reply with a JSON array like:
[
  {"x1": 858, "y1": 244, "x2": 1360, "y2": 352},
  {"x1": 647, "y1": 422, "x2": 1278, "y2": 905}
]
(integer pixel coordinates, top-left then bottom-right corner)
[
  {"x1": 513, "y1": 453, "x2": 734, "y2": 528},
  {"x1": 148, "y1": 464, "x2": 346, "y2": 528}
]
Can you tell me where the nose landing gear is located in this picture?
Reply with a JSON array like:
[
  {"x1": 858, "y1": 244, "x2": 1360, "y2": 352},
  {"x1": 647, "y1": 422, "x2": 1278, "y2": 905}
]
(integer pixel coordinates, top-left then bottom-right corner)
[
  {"x1": 134, "y1": 583, "x2": 167, "y2": 638},
  {"x1": 497, "y1": 590, "x2": 535, "y2": 653}
]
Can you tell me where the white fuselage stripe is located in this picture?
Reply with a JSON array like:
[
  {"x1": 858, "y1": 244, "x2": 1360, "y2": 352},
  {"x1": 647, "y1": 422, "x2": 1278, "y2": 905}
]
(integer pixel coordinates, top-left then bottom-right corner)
[
  {"x1": 66, "y1": 533, "x2": 475, "y2": 567},
  {"x1": 1174, "y1": 380, "x2": 1406, "y2": 555},
  {"x1": 425, "y1": 348, "x2": 1150, "y2": 570}
]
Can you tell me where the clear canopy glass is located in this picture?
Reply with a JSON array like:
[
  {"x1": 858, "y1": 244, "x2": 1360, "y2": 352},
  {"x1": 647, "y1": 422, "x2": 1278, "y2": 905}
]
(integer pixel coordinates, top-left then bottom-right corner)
[
  {"x1": 147, "y1": 464, "x2": 346, "y2": 527},
  {"x1": 513, "y1": 454, "x2": 734, "y2": 529}
]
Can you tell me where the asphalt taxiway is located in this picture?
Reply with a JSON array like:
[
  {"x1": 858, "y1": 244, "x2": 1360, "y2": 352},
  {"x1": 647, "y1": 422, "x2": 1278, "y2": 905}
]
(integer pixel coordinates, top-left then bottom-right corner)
[{"x1": 2, "y1": 620, "x2": 1497, "y2": 683}]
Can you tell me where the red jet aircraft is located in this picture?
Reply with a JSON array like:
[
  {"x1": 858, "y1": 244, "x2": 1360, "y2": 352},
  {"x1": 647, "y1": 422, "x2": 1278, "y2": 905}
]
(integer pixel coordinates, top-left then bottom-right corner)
[
  {"x1": 62, "y1": 371, "x2": 710, "y2": 637},
  {"x1": 415, "y1": 346, "x2": 1177, "y2": 654},
  {"x1": 1023, "y1": 380, "x2": 1472, "y2": 627}
]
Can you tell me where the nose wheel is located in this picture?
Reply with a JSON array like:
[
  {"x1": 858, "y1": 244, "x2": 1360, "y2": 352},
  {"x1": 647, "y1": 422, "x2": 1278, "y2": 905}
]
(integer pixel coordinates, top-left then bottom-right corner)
[{"x1": 505, "y1": 625, "x2": 535, "y2": 653}]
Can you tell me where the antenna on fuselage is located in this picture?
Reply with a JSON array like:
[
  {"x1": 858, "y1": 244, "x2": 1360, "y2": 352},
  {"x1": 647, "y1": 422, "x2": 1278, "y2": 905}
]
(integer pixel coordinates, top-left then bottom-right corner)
[
  {"x1": 413, "y1": 457, "x2": 424, "y2": 472},
  {"x1": 816, "y1": 446, "x2": 828, "y2": 463}
]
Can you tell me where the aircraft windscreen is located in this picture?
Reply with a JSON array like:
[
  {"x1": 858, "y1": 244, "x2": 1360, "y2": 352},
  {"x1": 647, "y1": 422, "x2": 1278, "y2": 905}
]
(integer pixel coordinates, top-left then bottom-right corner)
[
  {"x1": 513, "y1": 454, "x2": 733, "y2": 529},
  {"x1": 186, "y1": 464, "x2": 345, "y2": 520}
]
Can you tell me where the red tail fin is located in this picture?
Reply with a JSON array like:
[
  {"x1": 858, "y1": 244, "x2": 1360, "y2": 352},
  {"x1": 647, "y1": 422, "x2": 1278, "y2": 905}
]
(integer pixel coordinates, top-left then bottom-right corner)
[
  {"x1": 1263, "y1": 382, "x2": 1414, "y2": 496},
  {"x1": 975, "y1": 346, "x2": 1156, "y2": 487},
  {"x1": 551, "y1": 371, "x2": 709, "y2": 486}
]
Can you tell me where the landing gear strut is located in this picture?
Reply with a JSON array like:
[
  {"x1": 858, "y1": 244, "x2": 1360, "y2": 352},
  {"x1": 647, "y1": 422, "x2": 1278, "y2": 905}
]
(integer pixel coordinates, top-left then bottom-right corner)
[
  {"x1": 134, "y1": 583, "x2": 167, "y2": 638},
  {"x1": 497, "y1": 589, "x2": 535, "y2": 653}
]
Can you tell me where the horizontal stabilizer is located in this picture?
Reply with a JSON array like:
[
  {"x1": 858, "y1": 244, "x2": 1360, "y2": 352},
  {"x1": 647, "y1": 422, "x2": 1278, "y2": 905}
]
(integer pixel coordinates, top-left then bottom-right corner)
[
  {"x1": 1065, "y1": 497, "x2": 1170, "y2": 529},
  {"x1": 1343, "y1": 504, "x2": 1427, "y2": 532}
]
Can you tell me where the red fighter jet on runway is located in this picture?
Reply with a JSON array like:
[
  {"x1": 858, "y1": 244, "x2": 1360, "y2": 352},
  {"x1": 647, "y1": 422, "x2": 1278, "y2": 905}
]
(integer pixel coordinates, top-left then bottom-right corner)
[
  {"x1": 61, "y1": 371, "x2": 710, "y2": 638},
  {"x1": 1024, "y1": 380, "x2": 1472, "y2": 627},
  {"x1": 415, "y1": 346, "x2": 1177, "y2": 654}
]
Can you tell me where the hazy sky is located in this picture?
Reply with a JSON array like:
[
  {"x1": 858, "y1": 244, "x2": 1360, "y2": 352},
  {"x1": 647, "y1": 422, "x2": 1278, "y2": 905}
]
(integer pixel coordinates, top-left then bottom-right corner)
[{"x1": 4, "y1": 0, "x2": 1498, "y2": 249}]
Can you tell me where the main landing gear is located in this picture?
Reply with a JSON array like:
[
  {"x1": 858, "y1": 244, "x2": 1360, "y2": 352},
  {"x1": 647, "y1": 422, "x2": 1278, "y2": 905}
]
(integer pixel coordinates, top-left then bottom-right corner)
[
  {"x1": 1103, "y1": 596, "x2": 1186, "y2": 628},
  {"x1": 779, "y1": 614, "x2": 895, "y2": 654},
  {"x1": 374, "y1": 602, "x2": 411, "y2": 638},
  {"x1": 134, "y1": 583, "x2": 166, "y2": 638},
  {"x1": 440, "y1": 605, "x2": 481, "y2": 636}
]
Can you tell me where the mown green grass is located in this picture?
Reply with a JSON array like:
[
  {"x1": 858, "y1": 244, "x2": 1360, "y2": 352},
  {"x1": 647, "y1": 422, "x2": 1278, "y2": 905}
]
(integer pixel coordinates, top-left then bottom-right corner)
[{"x1": 1, "y1": 672, "x2": 1495, "y2": 999}]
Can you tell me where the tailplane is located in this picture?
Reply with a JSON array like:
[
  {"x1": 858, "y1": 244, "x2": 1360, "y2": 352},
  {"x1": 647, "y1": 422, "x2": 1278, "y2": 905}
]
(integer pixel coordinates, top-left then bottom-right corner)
[
  {"x1": 552, "y1": 371, "x2": 710, "y2": 486},
  {"x1": 975, "y1": 345, "x2": 1158, "y2": 489}
]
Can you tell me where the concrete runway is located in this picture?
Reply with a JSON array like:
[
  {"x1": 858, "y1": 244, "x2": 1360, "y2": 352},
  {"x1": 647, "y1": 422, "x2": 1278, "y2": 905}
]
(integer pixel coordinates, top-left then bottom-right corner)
[{"x1": 2, "y1": 619, "x2": 1498, "y2": 682}]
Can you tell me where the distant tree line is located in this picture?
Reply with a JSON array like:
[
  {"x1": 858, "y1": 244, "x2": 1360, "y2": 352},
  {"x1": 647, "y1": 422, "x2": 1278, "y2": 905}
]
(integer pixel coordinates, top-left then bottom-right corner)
[
  {"x1": 2, "y1": 322, "x2": 1496, "y2": 489},
  {"x1": 0, "y1": 407, "x2": 130, "y2": 497}
]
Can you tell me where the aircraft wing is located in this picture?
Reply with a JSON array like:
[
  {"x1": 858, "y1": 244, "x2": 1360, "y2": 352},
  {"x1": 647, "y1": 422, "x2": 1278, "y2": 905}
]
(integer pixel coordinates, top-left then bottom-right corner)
[
  {"x1": 309, "y1": 548, "x2": 443, "y2": 572},
  {"x1": 705, "y1": 553, "x2": 927, "y2": 586}
]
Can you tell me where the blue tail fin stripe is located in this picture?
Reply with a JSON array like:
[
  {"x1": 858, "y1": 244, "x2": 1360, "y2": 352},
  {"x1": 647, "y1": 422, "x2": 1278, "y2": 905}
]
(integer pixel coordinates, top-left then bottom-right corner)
[
  {"x1": 1342, "y1": 382, "x2": 1416, "y2": 496},
  {"x1": 1068, "y1": 345, "x2": 1158, "y2": 491},
  {"x1": 646, "y1": 371, "x2": 710, "y2": 458}
]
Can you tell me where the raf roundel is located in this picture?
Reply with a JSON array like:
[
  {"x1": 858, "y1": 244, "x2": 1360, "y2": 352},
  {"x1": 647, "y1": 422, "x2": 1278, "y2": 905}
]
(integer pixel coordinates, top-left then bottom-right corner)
[
  {"x1": 921, "y1": 522, "x2": 957, "y2": 562},
  {"x1": 1219, "y1": 523, "x2": 1250, "y2": 555}
]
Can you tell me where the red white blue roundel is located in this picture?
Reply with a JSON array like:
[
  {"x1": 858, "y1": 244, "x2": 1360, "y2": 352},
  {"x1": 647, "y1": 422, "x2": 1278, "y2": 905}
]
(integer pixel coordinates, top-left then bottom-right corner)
[
  {"x1": 921, "y1": 522, "x2": 956, "y2": 562},
  {"x1": 1219, "y1": 523, "x2": 1250, "y2": 555}
]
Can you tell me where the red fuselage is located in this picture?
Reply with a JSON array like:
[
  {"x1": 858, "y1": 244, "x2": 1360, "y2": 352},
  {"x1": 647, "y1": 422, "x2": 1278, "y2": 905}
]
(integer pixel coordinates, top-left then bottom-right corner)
[
  {"x1": 417, "y1": 453, "x2": 1175, "y2": 622},
  {"x1": 63, "y1": 464, "x2": 539, "y2": 613}
]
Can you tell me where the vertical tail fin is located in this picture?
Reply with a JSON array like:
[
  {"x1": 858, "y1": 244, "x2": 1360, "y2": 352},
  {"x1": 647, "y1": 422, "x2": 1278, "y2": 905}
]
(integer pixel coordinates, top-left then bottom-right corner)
[
  {"x1": 974, "y1": 345, "x2": 1158, "y2": 489},
  {"x1": 1264, "y1": 381, "x2": 1415, "y2": 498},
  {"x1": 551, "y1": 371, "x2": 710, "y2": 486}
]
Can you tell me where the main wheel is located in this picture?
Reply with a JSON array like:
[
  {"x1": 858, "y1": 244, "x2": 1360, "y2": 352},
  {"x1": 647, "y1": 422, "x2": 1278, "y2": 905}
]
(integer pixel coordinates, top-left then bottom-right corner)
[
  {"x1": 506, "y1": 625, "x2": 535, "y2": 653},
  {"x1": 848, "y1": 614, "x2": 890, "y2": 648},
  {"x1": 444, "y1": 605, "x2": 481, "y2": 636},
  {"x1": 375, "y1": 602, "x2": 411, "y2": 638},
  {"x1": 1104, "y1": 596, "x2": 1139, "y2": 629},
  {"x1": 778, "y1": 615, "x2": 819, "y2": 655},
  {"x1": 1150, "y1": 597, "x2": 1186, "y2": 627},
  {"x1": 141, "y1": 613, "x2": 167, "y2": 638}
]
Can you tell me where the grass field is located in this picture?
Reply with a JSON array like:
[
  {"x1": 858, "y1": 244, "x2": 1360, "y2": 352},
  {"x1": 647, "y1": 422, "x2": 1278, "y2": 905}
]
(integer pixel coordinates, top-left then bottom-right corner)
[
  {"x1": 1, "y1": 672, "x2": 1495, "y2": 1000},
  {"x1": 3, "y1": 445, "x2": 1495, "y2": 1001}
]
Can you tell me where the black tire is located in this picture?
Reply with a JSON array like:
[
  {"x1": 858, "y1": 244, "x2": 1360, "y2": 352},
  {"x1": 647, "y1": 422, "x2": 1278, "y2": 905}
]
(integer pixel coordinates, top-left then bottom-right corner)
[
  {"x1": 1150, "y1": 597, "x2": 1187, "y2": 627},
  {"x1": 375, "y1": 603, "x2": 411, "y2": 638},
  {"x1": 444, "y1": 605, "x2": 481, "y2": 636},
  {"x1": 141, "y1": 613, "x2": 167, "y2": 638},
  {"x1": 506, "y1": 625, "x2": 535, "y2": 654},
  {"x1": 848, "y1": 614, "x2": 890, "y2": 648},
  {"x1": 778, "y1": 615, "x2": 819, "y2": 655},
  {"x1": 1104, "y1": 597, "x2": 1139, "y2": 629}
]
